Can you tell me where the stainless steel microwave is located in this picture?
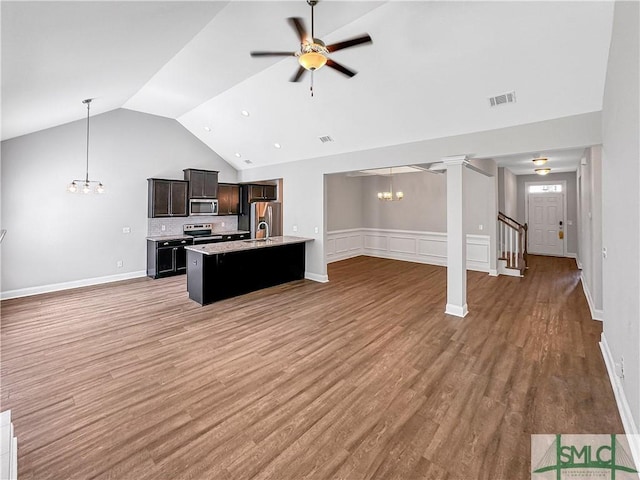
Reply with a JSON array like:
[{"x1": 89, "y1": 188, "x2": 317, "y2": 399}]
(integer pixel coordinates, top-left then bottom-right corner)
[{"x1": 189, "y1": 199, "x2": 218, "y2": 216}]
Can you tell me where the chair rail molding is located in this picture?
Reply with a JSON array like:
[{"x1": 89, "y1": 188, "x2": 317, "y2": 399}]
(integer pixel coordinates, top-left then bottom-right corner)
[{"x1": 326, "y1": 228, "x2": 491, "y2": 273}]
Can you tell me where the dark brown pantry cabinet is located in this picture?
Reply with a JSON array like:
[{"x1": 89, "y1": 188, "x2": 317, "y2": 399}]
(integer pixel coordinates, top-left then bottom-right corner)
[
  {"x1": 217, "y1": 184, "x2": 240, "y2": 215},
  {"x1": 183, "y1": 169, "x2": 219, "y2": 199},
  {"x1": 148, "y1": 179, "x2": 189, "y2": 218}
]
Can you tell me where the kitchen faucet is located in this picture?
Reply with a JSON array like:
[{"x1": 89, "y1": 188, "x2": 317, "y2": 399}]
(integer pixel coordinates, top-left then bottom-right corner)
[{"x1": 257, "y1": 221, "x2": 269, "y2": 240}]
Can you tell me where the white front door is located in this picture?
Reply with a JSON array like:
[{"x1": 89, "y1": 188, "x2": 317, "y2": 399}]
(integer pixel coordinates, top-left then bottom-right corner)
[{"x1": 528, "y1": 192, "x2": 564, "y2": 256}]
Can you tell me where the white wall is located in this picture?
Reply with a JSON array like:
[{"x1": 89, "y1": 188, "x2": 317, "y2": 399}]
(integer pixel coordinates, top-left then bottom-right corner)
[
  {"x1": 499, "y1": 167, "x2": 518, "y2": 219},
  {"x1": 516, "y1": 171, "x2": 578, "y2": 255},
  {"x1": 240, "y1": 112, "x2": 602, "y2": 280},
  {"x1": 577, "y1": 146, "x2": 603, "y2": 318},
  {"x1": 1, "y1": 108, "x2": 237, "y2": 297},
  {"x1": 601, "y1": 1, "x2": 640, "y2": 435},
  {"x1": 360, "y1": 172, "x2": 447, "y2": 232},
  {"x1": 325, "y1": 174, "x2": 364, "y2": 231}
]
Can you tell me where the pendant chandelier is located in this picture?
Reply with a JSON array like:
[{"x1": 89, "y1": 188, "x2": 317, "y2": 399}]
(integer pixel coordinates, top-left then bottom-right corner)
[
  {"x1": 67, "y1": 98, "x2": 104, "y2": 194},
  {"x1": 377, "y1": 167, "x2": 404, "y2": 201}
]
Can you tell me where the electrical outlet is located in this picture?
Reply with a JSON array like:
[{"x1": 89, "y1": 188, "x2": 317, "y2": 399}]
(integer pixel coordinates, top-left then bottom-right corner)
[
  {"x1": 293, "y1": 225, "x2": 298, "y2": 232},
  {"x1": 117, "y1": 260, "x2": 123, "y2": 268},
  {"x1": 221, "y1": 222, "x2": 225, "y2": 228},
  {"x1": 161, "y1": 225, "x2": 166, "y2": 232},
  {"x1": 478, "y1": 224, "x2": 483, "y2": 231},
  {"x1": 122, "y1": 227, "x2": 131, "y2": 234},
  {"x1": 314, "y1": 226, "x2": 319, "y2": 234}
]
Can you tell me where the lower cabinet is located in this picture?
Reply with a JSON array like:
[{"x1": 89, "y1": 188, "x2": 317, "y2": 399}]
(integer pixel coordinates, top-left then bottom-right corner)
[{"x1": 147, "y1": 239, "x2": 193, "y2": 279}]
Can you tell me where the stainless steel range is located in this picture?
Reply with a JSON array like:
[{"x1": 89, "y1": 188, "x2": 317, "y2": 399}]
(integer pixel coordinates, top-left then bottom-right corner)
[{"x1": 183, "y1": 223, "x2": 223, "y2": 245}]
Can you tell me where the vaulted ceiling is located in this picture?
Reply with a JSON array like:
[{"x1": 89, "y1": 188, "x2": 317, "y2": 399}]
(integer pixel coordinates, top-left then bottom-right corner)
[{"x1": 2, "y1": 1, "x2": 614, "y2": 173}]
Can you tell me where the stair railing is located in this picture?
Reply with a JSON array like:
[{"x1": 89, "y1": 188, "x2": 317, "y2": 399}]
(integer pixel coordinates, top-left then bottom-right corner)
[{"x1": 498, "y1": 212, "x2": 528, "y2": 271}]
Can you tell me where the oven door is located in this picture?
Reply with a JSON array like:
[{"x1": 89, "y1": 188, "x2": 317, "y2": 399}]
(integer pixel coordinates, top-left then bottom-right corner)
[{"x1": 190, "y1": 199, "x2": 218, "y2": 216}]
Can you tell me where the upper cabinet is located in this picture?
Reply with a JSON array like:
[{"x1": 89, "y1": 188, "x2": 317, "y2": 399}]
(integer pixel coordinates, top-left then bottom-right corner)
[
  {"x1": 183, "y1": 169, "x2": 219, "y2": 199},
  {"x1": 218, "y1": 184, "x2": 240, "y2": 215},
  {"x1": 148, "y1": 179, "x2": 189, "y2": 218},
  {"x1": 248, "y1": 184, "x2": 277, "y2": 202}
]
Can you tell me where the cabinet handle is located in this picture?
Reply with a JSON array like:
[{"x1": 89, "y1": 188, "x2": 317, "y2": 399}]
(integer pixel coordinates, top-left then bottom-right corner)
[
  {"x1": 181, "y1": 240, "x2": 186, "y2": 244},
  {"x1": 163, "y1": 242, "x2": 169, "y2": 246}
]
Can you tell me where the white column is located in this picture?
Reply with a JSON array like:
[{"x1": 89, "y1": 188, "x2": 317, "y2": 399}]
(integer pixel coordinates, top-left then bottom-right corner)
[{"x1": 444, "y1": 156, "x2": 468, "y2": 317}]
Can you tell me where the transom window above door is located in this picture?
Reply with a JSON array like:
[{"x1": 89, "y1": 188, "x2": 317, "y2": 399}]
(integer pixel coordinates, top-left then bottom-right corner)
[{"x1": 528, "y1": 184, "x2": 563, "y2": 193}]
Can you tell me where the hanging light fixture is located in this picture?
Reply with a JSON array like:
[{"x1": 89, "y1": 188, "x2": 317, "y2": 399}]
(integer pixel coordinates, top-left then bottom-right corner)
[
  {"x1": 67, "y1": 98, "x2": 104, "y2": 194},
  {"x1": 377, "y1": 168, "x2": 404, "y2": 201}
]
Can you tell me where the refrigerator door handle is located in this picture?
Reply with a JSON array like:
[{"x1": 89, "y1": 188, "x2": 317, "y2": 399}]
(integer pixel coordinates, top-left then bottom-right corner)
[{"x1": 267, "y1": 205, "x2": 272, "y2": 235}]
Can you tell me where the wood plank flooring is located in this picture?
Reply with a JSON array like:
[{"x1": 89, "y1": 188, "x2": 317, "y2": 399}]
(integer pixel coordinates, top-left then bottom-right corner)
[{"x1": 0, "y1": 255, "x2": 623, "y2": 479}]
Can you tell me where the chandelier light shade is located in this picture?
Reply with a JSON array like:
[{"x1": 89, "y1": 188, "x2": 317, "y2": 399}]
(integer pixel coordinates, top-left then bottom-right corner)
[
  {"x1": 67, "y1": 98, "x2": 105, "y2": 194},
  {"x1": 377, "y1": 168, "x2": 404, "y2": 201},
  {"x1": 535, "y1": 168, "x2": 551, "y2": 176},
  {"x1": 532, "y1": 156, "x2": 548, "y2": 166}
]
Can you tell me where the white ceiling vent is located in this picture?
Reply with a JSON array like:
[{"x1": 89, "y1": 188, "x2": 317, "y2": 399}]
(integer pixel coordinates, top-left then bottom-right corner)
[
  {"x1": 244, "y1": 159, "x2": 253, "y2": 164},
  {"x1": 318, "y1": 135, "x2": 334, "y2": 143},
  {"x1": 488, "y1": 91, "x2": 516, "y2": 107}
]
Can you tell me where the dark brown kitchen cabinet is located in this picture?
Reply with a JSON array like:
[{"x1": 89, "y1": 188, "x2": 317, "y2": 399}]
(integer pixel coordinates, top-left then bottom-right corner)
[
  {"x1": 183, "y1": 169, "x2": 219, "y2": 199},
  {"x1": 248, "y1": 184, "x2": 277, "y2": 202},
  {"x1": 148, "y1": 179, "x2": 189, "y2": 218},
  {"x1": 218, "y1": 184, "x2": 240, "y2": 215},
  {"x1": 147, "y1": 238, "x2": 193, "y2": 278}
]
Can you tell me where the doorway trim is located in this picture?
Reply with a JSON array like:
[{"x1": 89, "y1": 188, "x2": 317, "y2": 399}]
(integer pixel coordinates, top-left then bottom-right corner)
[{"x1": 525, "y1": 180, "x2": 568, "y2": 257}]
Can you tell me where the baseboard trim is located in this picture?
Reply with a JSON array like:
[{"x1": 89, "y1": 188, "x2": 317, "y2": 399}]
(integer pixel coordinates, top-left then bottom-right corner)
[
  {"x1": 565, "y1": 253, "x2": 578, "y2": 259},
  {"x1": 445, "y1": 303, "x2": 468, "y2": 318},
  {"x1": 305, "y1": 272, "x2": 329, "y2": 283},
  {"x1": 600, "y1": 333, "x2": 640, "y2": 469},
  {"x1": 489, "y1": 269, "x2": 498, "y2": 277},
  {"x1": 580, "y1": 272, "x2": 604, "y2": 321},
  {"x1": 1, "y1": 270, "x2": 147, "y2": 300}
]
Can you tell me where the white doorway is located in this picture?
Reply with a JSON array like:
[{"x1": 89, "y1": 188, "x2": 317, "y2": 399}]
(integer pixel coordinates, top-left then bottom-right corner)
[{"x1": 526, "y1": 182, "x2": 566, "y2": 256}]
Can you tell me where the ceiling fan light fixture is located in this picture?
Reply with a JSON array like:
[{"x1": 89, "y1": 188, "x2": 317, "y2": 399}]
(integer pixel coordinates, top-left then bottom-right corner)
[{"x1": 298, "y1": 51, "x2": 327, "y2": 71}]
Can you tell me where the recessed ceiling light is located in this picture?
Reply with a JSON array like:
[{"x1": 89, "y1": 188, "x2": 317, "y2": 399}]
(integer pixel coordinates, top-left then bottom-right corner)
[
  {"x1": 274, "y1": 143, "x2": 281, "y2": 149},
  {"x1": 203, "y1": 126, "x2": 211, "y2": 132},
  {"x1": 241, "y1": 110, "x2": 250, "y2": 117},
  {"x1": 234, "y1": 152, "x2": 241, "y2": 158}
]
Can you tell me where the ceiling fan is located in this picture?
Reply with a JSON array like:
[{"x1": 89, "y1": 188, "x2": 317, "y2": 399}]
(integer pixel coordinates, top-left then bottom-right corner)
[{"x1": 250, "y1": 0, "x2": 372, "y2": 96}]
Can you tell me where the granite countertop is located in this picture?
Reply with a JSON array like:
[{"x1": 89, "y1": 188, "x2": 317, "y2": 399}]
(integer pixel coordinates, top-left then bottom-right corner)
[
  {"x1": 184, "y1": 236, "x2": 313, "y2": 255},
  {"x1": 147, "y1": 230, "x2": 250, "y2": 242},
  {"x1": 146, "y1": 234, "x2": 193, "y2": 242}
]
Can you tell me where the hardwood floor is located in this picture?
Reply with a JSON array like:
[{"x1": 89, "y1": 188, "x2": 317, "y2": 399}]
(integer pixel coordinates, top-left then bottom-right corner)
[{"x1": 0, "y1": 255, "x2": 623, "y2": 479}]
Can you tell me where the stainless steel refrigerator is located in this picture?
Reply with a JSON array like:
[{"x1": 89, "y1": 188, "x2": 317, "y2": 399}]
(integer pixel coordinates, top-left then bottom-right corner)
[{"x1": 250, "y1": 202, "x2": 282, "y2": 239}]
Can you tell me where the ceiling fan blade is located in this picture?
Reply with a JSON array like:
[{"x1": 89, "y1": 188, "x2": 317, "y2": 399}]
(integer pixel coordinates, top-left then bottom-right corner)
[
  {"x1": 250, "y1": 51, "x2": 296, "y2": 57},
  {"x1": 290, "y1": 65, "x2": 306, "y2": 82},
  {"x1": 326, "y1": 59, "x2": 357, "y2": 78},
  {"x1": 288, "y1": 17, "x2": 308, "y2": 43},
  {"x1": 326, "y1": 34, "x2": 372, "y2": 53}
]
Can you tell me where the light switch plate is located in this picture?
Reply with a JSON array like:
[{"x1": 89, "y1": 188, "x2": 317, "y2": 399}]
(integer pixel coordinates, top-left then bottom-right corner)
[{"x1": 122, "y1": 227, "x2": 131, "y2": 234}]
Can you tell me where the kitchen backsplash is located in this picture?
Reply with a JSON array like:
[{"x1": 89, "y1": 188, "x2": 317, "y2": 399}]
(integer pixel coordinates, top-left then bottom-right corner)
[{"x1": 148, "y1": 216, "x2": 239, "y2": 236}]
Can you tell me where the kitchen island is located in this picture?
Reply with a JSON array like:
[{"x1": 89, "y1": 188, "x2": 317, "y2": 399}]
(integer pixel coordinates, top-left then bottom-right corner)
[{"x1": 185, "y1": 236, "x2": 313, "y2": 305}]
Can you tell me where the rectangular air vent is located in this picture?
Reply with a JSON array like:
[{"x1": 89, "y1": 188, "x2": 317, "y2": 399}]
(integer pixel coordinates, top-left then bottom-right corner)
[
  {"x1": 318, "y1": 135, "x2": 333, "y2": 143},
  {"x1": 489, "y1": 91, "x2": 516, "y2": 107}
]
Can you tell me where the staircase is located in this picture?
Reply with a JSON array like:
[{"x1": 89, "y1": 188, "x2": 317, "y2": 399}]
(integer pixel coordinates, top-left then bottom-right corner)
[{"x1": 498, "y1": 212, "x2": 528, "y2": 277}]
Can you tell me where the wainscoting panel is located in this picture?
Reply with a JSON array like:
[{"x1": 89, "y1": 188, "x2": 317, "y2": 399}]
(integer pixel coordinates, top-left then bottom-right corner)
[{"x1": 326, "y1": 228, "x2": 491, "y2": 273}]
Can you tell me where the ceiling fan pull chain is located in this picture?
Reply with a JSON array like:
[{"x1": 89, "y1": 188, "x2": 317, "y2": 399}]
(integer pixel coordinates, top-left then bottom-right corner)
[{"x1": 310, "y1": 70, "x2": 314, "y2": 97}]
